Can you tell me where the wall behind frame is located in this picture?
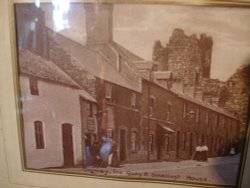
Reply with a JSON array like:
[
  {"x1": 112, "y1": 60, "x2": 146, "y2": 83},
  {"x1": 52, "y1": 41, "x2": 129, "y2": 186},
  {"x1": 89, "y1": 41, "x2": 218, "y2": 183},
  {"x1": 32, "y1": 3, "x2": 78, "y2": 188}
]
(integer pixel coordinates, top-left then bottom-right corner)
[{"x1": 0, "y1": 0, "x2": 250, "y2": 187}]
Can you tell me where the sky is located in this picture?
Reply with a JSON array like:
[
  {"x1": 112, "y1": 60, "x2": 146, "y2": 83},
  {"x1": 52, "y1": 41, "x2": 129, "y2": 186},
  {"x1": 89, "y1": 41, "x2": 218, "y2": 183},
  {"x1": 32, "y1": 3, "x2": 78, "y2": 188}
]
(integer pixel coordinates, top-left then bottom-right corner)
[{"x1": 41, "y1": 3, "x2": 250, "y2": 81}]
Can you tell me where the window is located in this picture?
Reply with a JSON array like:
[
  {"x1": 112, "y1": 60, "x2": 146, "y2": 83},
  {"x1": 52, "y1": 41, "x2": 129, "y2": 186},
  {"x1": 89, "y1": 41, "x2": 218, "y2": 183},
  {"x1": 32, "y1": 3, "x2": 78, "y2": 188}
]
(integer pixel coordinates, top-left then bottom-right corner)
[
  {"x1": 105, "y1": 83, "x2": 113, "y2": 99},
  {"x1": 182, "y1": 133, "x2": 187, "y2": 150},
  {"x1": 148, "y1": 134, "x2": 154, "y2": 152},
  {"x1": 183, "y1": 103, "x2": 187, "y2": 119},
  {"x1": 226, "y1": 119, "x2": 230, "y2": 131},
  {"x1": 149, "y1": 96, "x2": 156, "y2": 116},
  {"x1": 196, "y1": 108, "x2": 200, "y2": 123},
  {"x1": 205, "y1": 111, "x2": 209, "y2": 125},
  {"x1": 131, "y1": 131, "x2": 137, "y2": 151},
  {"x1": 149, "y1": 96, "x2": 155, "y2": 108},
  {"x1": 220, "y1": 116, "x2": 225, "y2": 130},
  {"x1": 34, "y1": 121, "x2": 44, "y2": 149},
  {"x1": 131, "y1": 93, "x2": 136, "y2": 107},
  {"x1": 166, "y1": 103, "x2": 171, "y2": 121},
  {"x1": 107, "y1": 128, "x2": 113, "y2": 138},
  {"x1": 229, "y1": 120, "x2": 233, "y2": 132},
  {"x1": 215, "y1": 114, "x2": 219, "y2": 128},
  {"x1": 29, "y1": 77, "x2": 39, "y2": 95},
  {"x1": 165, "y1": 135, "x2": 170, "y2": 152}
]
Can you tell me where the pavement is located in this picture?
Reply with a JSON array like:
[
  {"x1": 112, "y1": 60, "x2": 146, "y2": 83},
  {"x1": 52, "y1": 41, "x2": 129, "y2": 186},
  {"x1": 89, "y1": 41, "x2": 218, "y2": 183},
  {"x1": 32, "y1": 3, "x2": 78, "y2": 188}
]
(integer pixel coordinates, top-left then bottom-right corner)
[{"x1": 50, "y1": 154, "x2": 241, "y2": 186}]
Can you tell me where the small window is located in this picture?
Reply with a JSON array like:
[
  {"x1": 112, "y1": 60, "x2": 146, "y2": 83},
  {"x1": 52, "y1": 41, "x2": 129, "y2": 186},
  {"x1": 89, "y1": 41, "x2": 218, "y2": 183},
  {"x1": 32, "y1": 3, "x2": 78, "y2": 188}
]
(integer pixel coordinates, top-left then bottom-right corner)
[
  {"x1": 183, "y1": 103, "x2": 187, "y2": 119},
  {"x1": 165, "y1": 135, "x2": 170, "y2": 152},
  {"x1": 196, "y1": 108, "x2": 200, "y2": 123},
  {"x1": 131, "y1": 131, "x2": 137, "y2": 151},
  {"x1": 107, "y1": 128, "x2": 113, "y2": 138},
  {"x1": 149, "y1": 96, "x2": 156, "y2": 116},
  {"x1": 149, "y1": 96, "x2": 155, "y2": 108},
  {"x1": 131, "y1": 93, "x2": 136, "y2": 107},
  {"x1": 30, "y1": 77, "x2": 39, "y2": 95},
  {"x1": 220, "y1": 116, "x2": 225, "y2": 130},
  {"x1": 148, "y1": 134, "x2": 154, "y2": 152},
  {"x1": 205, "y1": 111, "x2": 209, "y2": 125},
  {"x1": 182, "y1": 133, "x2": 187, "y2": 150},
  {"x1": 214, "y1": 114, "x2": 219, "y2": 128},
  {"x1": 105, "y1": 83, "x2": 113, "y2": 99},
  {"x1": 34, "y1": 121, "x2": 44, "y2": 149},
  {"x1": 230, "y1": 120, "x2": 233, "y2": 132},
  {"x1": 166, "y1": 103, "x2": 171, "y2": 121}
]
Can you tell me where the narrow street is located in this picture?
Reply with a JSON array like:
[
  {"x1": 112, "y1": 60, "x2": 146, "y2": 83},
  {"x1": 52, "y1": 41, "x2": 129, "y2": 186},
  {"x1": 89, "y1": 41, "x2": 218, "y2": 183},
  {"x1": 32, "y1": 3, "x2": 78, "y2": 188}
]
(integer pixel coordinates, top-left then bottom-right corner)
[{"x1": 51, "y1": 154, "x2": 241, "y2": 186}]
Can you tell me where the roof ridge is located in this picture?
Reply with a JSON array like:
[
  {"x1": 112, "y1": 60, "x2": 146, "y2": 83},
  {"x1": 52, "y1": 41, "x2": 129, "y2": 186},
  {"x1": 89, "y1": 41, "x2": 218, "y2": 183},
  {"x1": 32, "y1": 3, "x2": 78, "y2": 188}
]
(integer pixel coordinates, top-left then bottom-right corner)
[
  {"x1": 19, "y1": 49, "x2": 80, "y2": 88},
  {"x1": 170, "y1": 88, "x2": 237, "y2": 119},
  {"x1": 48, "y1": 30, "x2": 141, "y2": 92},
  {"x1": 111, "y1": 41, "x2": 144, "y2": 61}
]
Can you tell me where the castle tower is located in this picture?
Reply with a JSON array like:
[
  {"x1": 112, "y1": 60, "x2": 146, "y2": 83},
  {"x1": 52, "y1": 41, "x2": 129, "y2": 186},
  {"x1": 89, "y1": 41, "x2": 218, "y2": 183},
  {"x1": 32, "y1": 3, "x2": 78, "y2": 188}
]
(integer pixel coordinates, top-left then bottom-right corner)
[
  {"x1": 84, "y1": 4, "x2": 113, "y2": 45},
  {"x1": 199, "y1": 34, "x2": 213, "y2": 78}
]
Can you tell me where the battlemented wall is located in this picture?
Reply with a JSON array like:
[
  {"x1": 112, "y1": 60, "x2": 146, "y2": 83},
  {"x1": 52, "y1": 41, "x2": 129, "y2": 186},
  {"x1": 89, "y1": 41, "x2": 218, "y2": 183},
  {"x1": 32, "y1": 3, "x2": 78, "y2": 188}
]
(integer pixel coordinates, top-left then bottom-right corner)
[{"x1": 152, "y1": 28, "x2": 222, "y2": 102}]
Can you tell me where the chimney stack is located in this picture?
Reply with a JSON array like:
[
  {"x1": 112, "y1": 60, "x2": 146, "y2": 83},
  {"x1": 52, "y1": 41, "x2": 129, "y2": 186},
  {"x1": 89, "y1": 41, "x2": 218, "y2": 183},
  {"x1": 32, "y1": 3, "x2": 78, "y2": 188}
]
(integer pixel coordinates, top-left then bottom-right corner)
[{"x1": 84, "y1": 4, "x2": 113, "y2": 45}]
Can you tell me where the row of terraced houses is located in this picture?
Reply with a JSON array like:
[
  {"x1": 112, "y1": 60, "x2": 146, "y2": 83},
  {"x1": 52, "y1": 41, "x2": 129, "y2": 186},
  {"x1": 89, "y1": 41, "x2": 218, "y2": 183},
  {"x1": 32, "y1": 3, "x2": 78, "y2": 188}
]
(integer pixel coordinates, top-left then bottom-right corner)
[{"x1": 16, "y1": 3, "x2": 240, "y2": 168}]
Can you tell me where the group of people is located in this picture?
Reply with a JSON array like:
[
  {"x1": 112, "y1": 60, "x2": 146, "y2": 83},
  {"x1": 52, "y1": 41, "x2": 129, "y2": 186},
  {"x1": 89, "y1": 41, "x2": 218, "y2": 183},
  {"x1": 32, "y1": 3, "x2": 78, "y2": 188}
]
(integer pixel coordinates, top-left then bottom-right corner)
[
  {"x1": 220, "y1": 140, "x2": 240, "y2": 157},
  {"x1": 86, "y1": 137, "x2": 120, "y2": 168},
  {"x1": 193, "y1": 139, "x2": 241, "y2": 161},
  {"x1": 193, "y1": 143, "x2": 209, "y2": 162}
]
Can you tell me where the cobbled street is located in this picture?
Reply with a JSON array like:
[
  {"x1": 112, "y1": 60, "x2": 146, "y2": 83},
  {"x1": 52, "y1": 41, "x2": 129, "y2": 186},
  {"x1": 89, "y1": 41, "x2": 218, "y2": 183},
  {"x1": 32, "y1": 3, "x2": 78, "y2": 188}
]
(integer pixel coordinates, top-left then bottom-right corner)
[{"x1": 51, "y1": 154, "x2": 241, "y2": 186}]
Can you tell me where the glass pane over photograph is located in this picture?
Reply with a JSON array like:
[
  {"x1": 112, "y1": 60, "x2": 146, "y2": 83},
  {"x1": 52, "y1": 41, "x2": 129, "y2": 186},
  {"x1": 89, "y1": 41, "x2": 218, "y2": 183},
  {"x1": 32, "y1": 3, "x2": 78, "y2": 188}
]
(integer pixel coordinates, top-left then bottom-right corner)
[{"x1": 14, "y1": 1, "x2": 250, "y2": 187}]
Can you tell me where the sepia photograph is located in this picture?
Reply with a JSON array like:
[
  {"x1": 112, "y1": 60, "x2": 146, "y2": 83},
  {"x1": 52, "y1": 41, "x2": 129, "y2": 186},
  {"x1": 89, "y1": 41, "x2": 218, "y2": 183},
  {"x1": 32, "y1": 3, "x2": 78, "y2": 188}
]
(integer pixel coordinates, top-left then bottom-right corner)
[{"x1": 14, "y1": 1, "x2": 250, "y2": 187}]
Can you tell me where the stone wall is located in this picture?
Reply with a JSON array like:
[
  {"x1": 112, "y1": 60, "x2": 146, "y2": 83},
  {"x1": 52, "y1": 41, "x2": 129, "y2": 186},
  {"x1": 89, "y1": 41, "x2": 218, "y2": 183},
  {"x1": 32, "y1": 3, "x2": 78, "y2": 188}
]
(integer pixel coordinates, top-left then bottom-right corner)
[{"x1": 152, "y1": 28, "x2": 224, "y2": 104}]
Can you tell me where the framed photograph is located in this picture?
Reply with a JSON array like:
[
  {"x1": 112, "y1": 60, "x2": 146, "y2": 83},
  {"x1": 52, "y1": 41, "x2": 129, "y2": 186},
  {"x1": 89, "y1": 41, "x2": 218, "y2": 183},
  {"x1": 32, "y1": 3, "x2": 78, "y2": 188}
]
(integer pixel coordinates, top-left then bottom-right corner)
[{"x1": 2, "y1": 0, "x2": 250, "y2": 188}]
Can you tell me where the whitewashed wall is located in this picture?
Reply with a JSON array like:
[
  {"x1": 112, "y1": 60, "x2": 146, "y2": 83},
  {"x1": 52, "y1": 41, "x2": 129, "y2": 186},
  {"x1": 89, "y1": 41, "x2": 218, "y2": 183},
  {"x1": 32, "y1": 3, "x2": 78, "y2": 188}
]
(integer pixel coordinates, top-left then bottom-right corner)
[{"x1": 20, "y1": 76, "x2": 83, "y2": 168}]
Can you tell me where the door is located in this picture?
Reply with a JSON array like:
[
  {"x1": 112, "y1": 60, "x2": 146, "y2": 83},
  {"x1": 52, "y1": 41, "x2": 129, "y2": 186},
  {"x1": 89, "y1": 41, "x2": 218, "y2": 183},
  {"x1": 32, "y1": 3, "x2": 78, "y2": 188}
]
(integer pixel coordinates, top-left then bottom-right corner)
[
  {"x1": 119, "y1": 129, "x2": 126, "y2": 162},
  {"x1": 62, "y1": 123, "x2": 74, "y2": 167},
  {"x1": 189, "y1": 133, "x2": 194, "y2": 157},
  {"x1": 176, "y1": 131, "x2": 180, "y2": 158},
  {"x1": 156, "y1": 125, "x2": 164, "y2": 160}
]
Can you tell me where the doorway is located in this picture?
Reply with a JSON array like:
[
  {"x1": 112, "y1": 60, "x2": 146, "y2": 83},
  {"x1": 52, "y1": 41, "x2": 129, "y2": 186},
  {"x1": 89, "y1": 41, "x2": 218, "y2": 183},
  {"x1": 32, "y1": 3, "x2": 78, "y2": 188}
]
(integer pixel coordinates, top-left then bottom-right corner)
[
  {"x1": 119, "y1": 129, "x2": 126, "y2": 162},
  {"x1": 62, "y1": 123, "x2": 74, "y2": 167},
  {"x1": 176, "y1": 131, "x2": 180, "y2": 158},
  {"x1": 189, "y1": 133, "x2": 194, "y2": 157}
]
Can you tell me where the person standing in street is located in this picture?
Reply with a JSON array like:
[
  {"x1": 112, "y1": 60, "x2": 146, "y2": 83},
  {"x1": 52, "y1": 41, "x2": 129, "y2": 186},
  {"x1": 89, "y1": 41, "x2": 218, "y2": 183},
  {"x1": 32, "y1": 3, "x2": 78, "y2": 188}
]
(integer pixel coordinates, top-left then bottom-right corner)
[{"x1": 201, "y1": 143, "x2": 208, "y2": 162}]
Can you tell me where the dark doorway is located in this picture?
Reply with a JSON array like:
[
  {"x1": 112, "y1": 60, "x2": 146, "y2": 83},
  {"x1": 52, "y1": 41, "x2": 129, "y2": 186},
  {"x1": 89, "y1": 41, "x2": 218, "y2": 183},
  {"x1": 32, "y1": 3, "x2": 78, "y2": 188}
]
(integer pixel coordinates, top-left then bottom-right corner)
[
  {"x1": 62, "y1": 123, "x2": 74, "y2": 167},
  {"x1": 176, "y1": 131, "x2": 180, "y2": 158},
  {"x1": 119, "y1": 129, "x2": 126, "y2": 162},
  {"x1": 156, "y1": 125, "x2": 164, "y2": 160},
  {"x1": 189, "y1": 133, "x2": 194, "y2": 157}
]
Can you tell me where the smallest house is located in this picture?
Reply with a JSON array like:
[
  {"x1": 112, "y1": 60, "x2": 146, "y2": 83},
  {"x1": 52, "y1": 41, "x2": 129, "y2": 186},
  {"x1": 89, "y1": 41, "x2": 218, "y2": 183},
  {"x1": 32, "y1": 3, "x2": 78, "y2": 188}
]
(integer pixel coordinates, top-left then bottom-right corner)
[{"x1": 18, "y1": 49, "x2": 96, "y2": 168}]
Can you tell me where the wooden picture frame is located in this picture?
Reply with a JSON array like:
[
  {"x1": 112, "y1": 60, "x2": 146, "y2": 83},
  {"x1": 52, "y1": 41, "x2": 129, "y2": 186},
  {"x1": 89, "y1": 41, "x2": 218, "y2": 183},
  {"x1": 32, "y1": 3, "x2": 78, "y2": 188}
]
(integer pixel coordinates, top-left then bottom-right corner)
[{"x1": 1, "y1": 0, "x2": 250, "y2": 188}]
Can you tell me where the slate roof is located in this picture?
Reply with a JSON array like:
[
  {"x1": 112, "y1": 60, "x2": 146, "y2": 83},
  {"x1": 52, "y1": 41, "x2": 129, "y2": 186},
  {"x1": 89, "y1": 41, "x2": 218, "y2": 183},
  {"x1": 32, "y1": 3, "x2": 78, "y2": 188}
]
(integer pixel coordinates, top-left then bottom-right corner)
[
  {"x1": 109, "y1": 41, "x2": 143, "y2": 62},
  {"x1": 170, "y1": 88, "x2": 237, "y2": 119},
  {"x1": 18, "y1": 49, "x2": 80, "y2": 88},
  {"x1": 50, "y1": 31, "x2": 141, "y2": 92},
  {"x1": 18, "y1": 49, "x2": 96, "y2": 102}
]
